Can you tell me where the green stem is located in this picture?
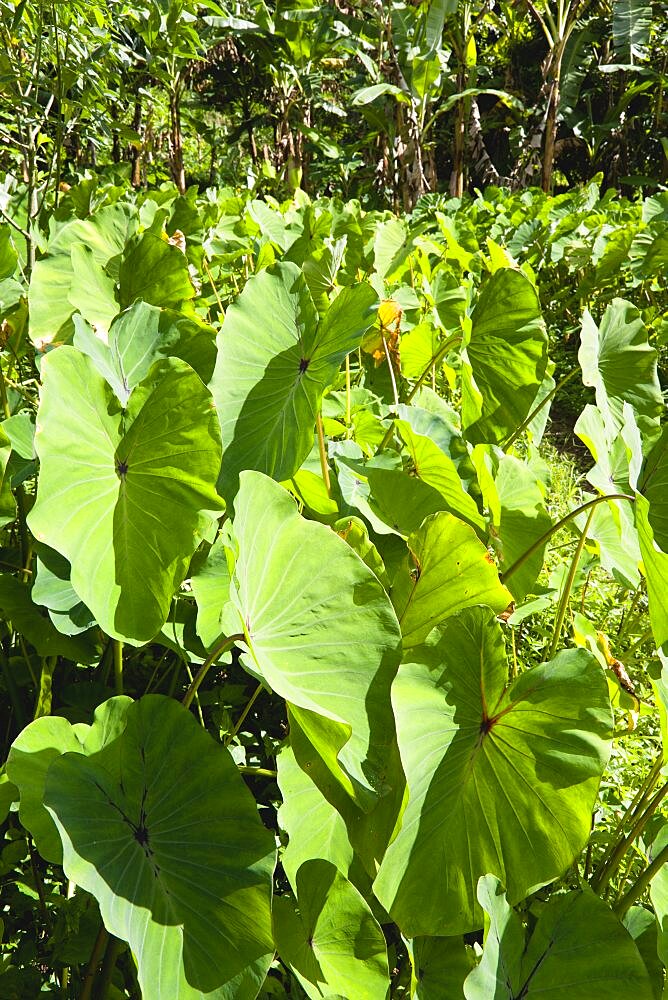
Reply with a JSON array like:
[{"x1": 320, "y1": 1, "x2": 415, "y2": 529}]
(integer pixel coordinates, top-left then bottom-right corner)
[
  {"x1": 224, "y1": 682, "x2": 263, "y2": 746},
  {"x1": 624, "y1": 628, "x2": 654, "y2": 659},
  {"x1": 237, "y1": 765, "x2": 277, "y2": 777},
  {"x1": 501, "y1": 494, "x2": 635, "y2": 584},
  {"x1": 113, "y1": 640, "x2": 123, "y2": 696},
  {"x1": 547, "y1": 504, "x2": 595, "y2": 659},
  {"x1": 376, "y1": 333, "x2": 461, "y2": 454},
  {"x1": 182, "y1": 635, "x2": 243, "y2": 710},
  {"x1": 96, "y1": 935, "x2": 123, "y2": 1000},
  {"x1": 33, "y1": 656, "x2": 56, "y2": 719},
  {"x1": 593, "y1": 753, "x2": 662, "y2": 882},
  {"x1": 382, "y1": 334, "x2": 400, "y2": 409},
  {"x1": 406, "y1": 333, "x2": 461, "y2": 405},
  {"x1": 316, "y1": 409, "x2": 331, "y2": 496},
  {"x1": 614, "y1": 840, "x2": 668, "y2": 918},
  {"x1": 593, "y1": 779, "x2": 668, "y2": 894},
  {"x1": 502, "y1": 368, "x2": 578, "y2": 450},
  {"x1": 345, "y1": 354, "x2": 351, "y2": 427},
  {"x1": 81, "y1": 926, "x2": 108, "y2": 1000}
]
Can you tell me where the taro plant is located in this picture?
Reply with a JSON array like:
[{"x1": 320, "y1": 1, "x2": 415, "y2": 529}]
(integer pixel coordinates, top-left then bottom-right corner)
[{"x1": 0, "y1": 178, "x2": 667, "y2": 998}]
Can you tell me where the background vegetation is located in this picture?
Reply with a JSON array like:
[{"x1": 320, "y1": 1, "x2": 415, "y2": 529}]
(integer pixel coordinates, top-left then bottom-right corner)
[{"x1": 0, "y1": 2, "x2": 667, "y2": 998}]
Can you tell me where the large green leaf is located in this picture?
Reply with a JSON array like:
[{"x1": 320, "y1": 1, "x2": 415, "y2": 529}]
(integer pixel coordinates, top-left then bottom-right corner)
[
  {"x1": 480, "y1": 452, "x2": 553, "y2": 603},
  {"x1": 396, "y1": 419, "x2": 485, "y2": 532},
  {"x1": 390, "y1": 512, "x2": 512, "y2": 648},
  {"x1": 464, "y1": 875, "x2": 654, "y2": 999},
  {"x1": 74, "y1": 301, "x2": 217, "y2": 406},
  {"x1": 640, "y1": 424, "x2": 668, "y2": 552},
  {"x1": 118, "y1": 231, "x2": 195, "y2": 309},
  {"x1": 209, "y1": 262, "x2": 377, "y2": 502},
  {"x1": 278, "y1": 720, "x2": 406, "y2": 888},
  {"x1": 28, "y1": 203, "x2": 135, "y2": 348},
  {"x1": 0, "y1": 573, "x2": 97, "y2": 661},
  {"x1": 578, "y1": 299, "x2": 662, "y2": 436},
  {"x1": 277, "y1": 744, "x2": 355, "y2": 887},
  {"x1": 44, "y1": 696, "x2": 275, "y2": 1000},
  {"x1": 373, "y1": 607, "x2": 612, "y2": 935},
  {"x1": 273, "y1": 860, "x2": 389, "y2": 1000},
  {"x1": 29, "y1": 348, "x2": 222, "y2": 643},
  {"x1": 224, "y1": 471, "x2": 401, "y2": 809},
  {"x1": 408, "y1": 935, "x2": 473, "y2": 999},
  {"x1": 636, "y1": 493, "x2": 668, "y2": 648},
  {"x1": 460, "y1": 269, "x2": 548, "y2": 445},
  {"x1": 7, "y1": 698, "x2": 131, "y2": 864},
  {"x1": 613, "y1": 0, "x2": 651, "y2": 63}
]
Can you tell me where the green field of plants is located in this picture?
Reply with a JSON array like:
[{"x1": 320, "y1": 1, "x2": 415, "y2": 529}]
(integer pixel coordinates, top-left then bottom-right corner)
[{"x1": 1, "y1": 0, "x2": 667, "y2": 998}]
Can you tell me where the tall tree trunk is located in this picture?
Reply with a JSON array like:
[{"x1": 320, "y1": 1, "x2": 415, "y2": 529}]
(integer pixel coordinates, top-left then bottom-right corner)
[
  {"x1": 168, "y1": 84, "x2": 186, "y2": 195},
  {"x1": 541, "y1": 63, "x2": 561, "y2": 192},
  {"x1": 450, "y1": 97, "x2": 467, "y2": 196},
  {"x1": 130, "y1": 97, "x2": 143, "y2": 188}
]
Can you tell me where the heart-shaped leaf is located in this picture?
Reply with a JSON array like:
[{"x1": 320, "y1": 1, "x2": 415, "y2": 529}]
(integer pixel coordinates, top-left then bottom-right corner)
[
  {"x1": 461, "y1": 268, "x2": 548, "y2": 445},
  {"x1": 578, "y1": 298, "x2": 663, "y2": 437},
  {"x1": 29, "y1": 347, "x2": 222, "y2": 643},
  {"x1": 273, "y1": 859, "x2": 389, "y2": 1000},
  {"x1": 44, "y1": 696, "x2": 275, "y2": 1000},
  {"x1": 7, "y1": 697, "x2": 131, "y2": 863},
  {"x1": 374, "y1": 607, "x2": 612, "y2": 935},
  {"x1": 390, "y1": 512, "x2": 512, "y2": 648},
  {"x1": 225, "y1": 471, "x2": 401, "y2": 809},
  {"x1": 464, "y1": 875, "x2": 654, "y2": 999},
  {"x1": 209, "y1": 262, "x2": 377, "y2": 501}
]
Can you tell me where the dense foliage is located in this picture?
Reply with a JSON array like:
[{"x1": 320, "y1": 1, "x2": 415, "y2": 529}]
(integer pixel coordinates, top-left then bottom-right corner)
[
  {"x1": 0, "y1": 166, "x2": 665, "y2": 997},
  {"x1": 0, "y1": 0, "x2": 667, "y2": 215},
  {"x1": 0, "y1": 0, "x2": 667, "y2": 997}
]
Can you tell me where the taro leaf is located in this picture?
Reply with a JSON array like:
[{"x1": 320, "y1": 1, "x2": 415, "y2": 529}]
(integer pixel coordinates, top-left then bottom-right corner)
[
  {"x1": 0, "y1": 573, "x2": 97, "y2": 661},
  {"x1": 395, "y1": 419, "x2": 485, "y2": 533},
  {"x1": 7, "y1": 698, "x2": 131, "y2": 864},
  {"x1": 622, "y1": 907, "x2": 664, "y2": 1000},
  {"x1": 273, "y1": 860, "x2": 389, "y2": 1000},
  {"x1": 0, "y1": 227, "x2": 17, "y2": 280},
  {"x1": 578, "y1": 299, "x2": 663, "y2": 437},
  {"x1": 277, "y1": 744, "x2": 355, "y2": 888},
  {"x1": 0, "y1": 425, "x2": 14, "y2": 528},
  {"x1": 460, "y1": 269, "x2": 548, "y2": 445},
  {"x1": 43, "y1": 696, "x2": 275, "y2": 1000},
  {"x1": 118, "y1": 231, "x2": 195, "y2": 309},
  {"x1": 68, "y1": 243, "x2": 118, "y2": 334},
  {"x1": 366, "y1": 467, "x2": 450, "y2": 535},
  {"x1": 408, "y1": 935, "x2": 474, "y2": 1000},
  {"x1": 636, "y1": 494, "x2": 668, "y2": 648},
  {"x1": 29, "y1": 348, "x2": 222, "y2": 644},
  {"x1": 279, "y1": 718, "x2": 406, "y2": 887},
  {"x1": 649, "y1": 822, "x2": 668, "y2": 993},
  {"x1": 373, "y1": 607, "x2": 612, "y2": 936},
  {"x1": 224, "y1": 471, "x2": 401, "y2": 810},
  {"x1": 390, "y1": 512, "x2": 512, "y2": 648},
  {"x1": 0, "y1": 767, "x2": 18, "y2": 825},
  {"x1": 190, "y1": 533, "x2": 233, "y2": 649},
  {"x1": 28, "y1": 203, "x2": 135, "y2": 349},
  {"x1": 640, "y1": 424, "x2": 668, "y2": 552},
  {"x1": 75, "y1": 301, "x2": 217, "y2": 406},
  {"x1": 32, "y1": 545, "x2": 96, "y2": 637},
  {"x1": 209, "y1": 262, "x2": 377, "y2": 502},
  {"x1": 488, "y1": 454, "x2": 553, "y2": 603},
  {"x1": 464, "y1": 875, "x2": 654, "y2": 999}
]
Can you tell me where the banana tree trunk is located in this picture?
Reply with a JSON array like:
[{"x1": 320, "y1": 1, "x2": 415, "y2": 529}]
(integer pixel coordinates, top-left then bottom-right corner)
[
  {"x1": 541, "y1": 66, "x2": 561, "y2": 192},
  {"x1": 168, "y1": 84, "x2": 186, "y2": 195},
  {"x1": 131, "y1": 98, "x2": 143, "y2": 188}
]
